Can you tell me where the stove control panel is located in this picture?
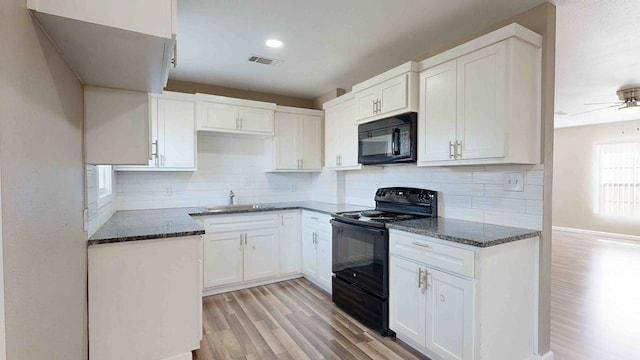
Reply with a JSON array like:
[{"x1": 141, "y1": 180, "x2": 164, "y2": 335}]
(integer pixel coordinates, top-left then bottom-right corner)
[{"x1": 375, "y1": 187, "x2": 437, "y2": 204}]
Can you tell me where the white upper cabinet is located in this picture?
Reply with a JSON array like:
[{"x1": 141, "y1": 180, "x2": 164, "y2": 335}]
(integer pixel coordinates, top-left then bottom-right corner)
[
  {"x1": 417, "y1": 23, "x2": 542, "y2": 166},
  {"x1": 352, "y1": 61, "x2": 419, "y2": 124},
  {"x1": 196, "y1": 94, "x2": 276, "y2": 136},
  {"x1": 265, "y1": 106, "x2": 323, "y2": 172},
  {"x1": 27, "y1": 0, "x2": 176, "y2": 93},
  {"x1": 323, "y1": 93, "x2": 361, "y2": 170},
  {"x1": 116, "y1": 92, "x2": 197, "y2": 171}
]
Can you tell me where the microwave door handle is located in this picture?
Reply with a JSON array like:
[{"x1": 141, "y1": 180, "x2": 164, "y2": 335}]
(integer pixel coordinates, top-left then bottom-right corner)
[{"x1": 392, "y1": 128, "x2": 401, "y2": 155}]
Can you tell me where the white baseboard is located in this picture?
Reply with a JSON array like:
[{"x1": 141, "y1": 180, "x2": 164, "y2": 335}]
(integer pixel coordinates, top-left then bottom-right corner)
[
  {"x1": 202, "y1": 273, "x2": 304, "y2": 297},
  {"x1": 533, "y1": 350, "x2": 554, "y2": 360},
  {"x1": 552, "y1": 226, "x2": 640, "y2": 242}
]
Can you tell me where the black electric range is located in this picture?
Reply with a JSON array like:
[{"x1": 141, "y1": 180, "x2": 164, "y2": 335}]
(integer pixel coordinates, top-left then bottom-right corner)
[{"x1": 330, "y1": 187, "x2": 438, "y2": 336}]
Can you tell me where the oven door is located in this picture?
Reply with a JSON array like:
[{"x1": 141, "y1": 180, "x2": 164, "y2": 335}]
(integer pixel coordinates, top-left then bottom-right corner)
[{"x1": 331, "y1": 219, "x2": 388, "y2": 298}]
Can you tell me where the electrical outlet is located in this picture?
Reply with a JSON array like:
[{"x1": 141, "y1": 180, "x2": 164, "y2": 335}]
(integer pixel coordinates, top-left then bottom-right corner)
[
  {"x1": 164, "y1": 185, "x2": 172, "y2": 196},
  {"x1": 503, "y1": 172, "x2": 525, "y2": 192}
]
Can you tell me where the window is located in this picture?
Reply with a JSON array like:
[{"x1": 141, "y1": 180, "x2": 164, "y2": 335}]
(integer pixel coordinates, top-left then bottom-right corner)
[
  {"x1": 97, "y1": 165, "x2": 112, "y2": 205},
  {"x1": 595, "y1": 141, "x2": 640, "y2": 217}
]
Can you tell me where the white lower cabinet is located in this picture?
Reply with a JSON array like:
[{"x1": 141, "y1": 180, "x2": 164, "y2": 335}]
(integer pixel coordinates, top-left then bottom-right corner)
[
  {"x1": 201, "y1": 211, "x2": 302, "y2": 293},
  {"x1": 88, "y1": 236, "x2": 202, "y2": 360},
  {"x1": 389, "y1": 230, "x2": 537, "y2": 360},
  {"x1": 301, "y1": 210, "x2": 333, "y2": 293},
  {"x1": 279, "y1": 211, "x2": 302, "y2": 275},
  {"x1": 243, "y1": 228, "x2": 279, "y2": 281}
]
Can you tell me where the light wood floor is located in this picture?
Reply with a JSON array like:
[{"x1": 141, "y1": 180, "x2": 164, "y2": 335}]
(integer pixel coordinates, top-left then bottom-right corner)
[
  {"x1": 193, "y1": 278, "x2": 429, "y2": 360},
  {"x1": 551, "y1": 229, "x2": 640, "y2": 359}
]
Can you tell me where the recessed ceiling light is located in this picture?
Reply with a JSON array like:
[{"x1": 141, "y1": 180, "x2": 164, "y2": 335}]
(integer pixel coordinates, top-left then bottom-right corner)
[{"x1": 266, "y1": 39, "x2": 283, "y2": 48}]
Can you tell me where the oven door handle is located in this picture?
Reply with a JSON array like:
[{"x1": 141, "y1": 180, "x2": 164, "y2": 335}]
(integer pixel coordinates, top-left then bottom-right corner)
[{"x1": 330, "y1": 219, "x2": 386, "y2": 236}]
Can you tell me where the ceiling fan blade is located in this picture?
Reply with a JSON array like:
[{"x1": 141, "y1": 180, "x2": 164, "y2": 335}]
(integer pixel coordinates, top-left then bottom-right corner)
[
  {"x1": 584, "y1": 102, "x2": 624, "y2": 105},
  {"x1": 570, "y1": 104, "x2": 620, "y2": 116}
]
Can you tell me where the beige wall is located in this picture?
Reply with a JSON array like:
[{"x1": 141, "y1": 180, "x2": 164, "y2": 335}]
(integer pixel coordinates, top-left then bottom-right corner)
[
  {"x1": 0, "y1": 1, "x2": 87, "y2": 359},
  {"x1": 166, "y1": 79, "x2": 316, "y2": 109},
  {"x1": 554, "y1": 120, "x2": 640, "y2": 236}
]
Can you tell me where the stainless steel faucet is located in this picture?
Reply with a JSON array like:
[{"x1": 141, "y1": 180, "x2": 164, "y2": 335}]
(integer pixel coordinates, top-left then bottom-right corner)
[{"x1": 228, "y1": 190, "x2": 235, "y2": 206}]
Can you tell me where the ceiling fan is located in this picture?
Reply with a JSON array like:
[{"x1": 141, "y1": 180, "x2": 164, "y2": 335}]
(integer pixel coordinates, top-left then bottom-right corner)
[{"x1": 571, "y1": 87, "x2": 640, "y2": 116}]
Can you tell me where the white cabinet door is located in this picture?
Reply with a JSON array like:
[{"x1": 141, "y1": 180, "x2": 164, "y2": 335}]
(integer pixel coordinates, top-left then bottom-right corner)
[
  {"x1": 279, "y1": 212, "x2": 301, "y2": 275},
  {"x1": 389, "y1": 256, "x2": 427, "y2": 346},
  {"x1": 243, "y1": 228, "x2": 279, "y2": 281},
  {"x1": 354, "y1": 87, "x2": 378, "y2": 120},
  {"x1": 315, "y1": 227, "x2": 333, "y2": 292},
  {"x1": 340, "y1": 99, "x2": 359, "y2": 167},
  {"x1": 199, "y1": 102, "x2": 238, "y2": 131},
  {"x1": 274, "y1": 112, "x2": 299, "y2": 170},
  {"x1": 379, "y1": 74, "x2": 407, "y2": 114},
  {"x1": 159, "y1": 98, "x2": 196, "y2": 169},
  {"x1": 239, "y1": 106, "x2": 274, "y2": 134},
  {"x1": 419, "y1": 60, "x2": 458, "y2": 163},
  {"x1": 203, "y1": 232, "x2": 244, "y2": 288},
  {"x1": 456, "y1": 41, "x2": 506, "y2": 160},
  {"x1": 300, "y1": 115, "x2": 322, "y2": 170},
  {"x1": 426, "y1": 268, "x2": 473, "y2": 360},
  {"x1": 324, "y1": 106, "x2": 342, "y2": 168},
  {"x1": 301, "y1": 226, "x2": 317, "y2": 279}
]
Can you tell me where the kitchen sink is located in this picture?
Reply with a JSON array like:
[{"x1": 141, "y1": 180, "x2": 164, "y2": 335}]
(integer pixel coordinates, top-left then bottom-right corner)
[{"x1": 206, "y1": 204, "x2": 275, "y2": 212}]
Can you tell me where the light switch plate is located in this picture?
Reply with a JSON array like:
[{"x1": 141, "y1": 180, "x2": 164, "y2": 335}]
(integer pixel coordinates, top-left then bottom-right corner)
[{"x1": 503, "y1": 172, "x2": 525, "y2": 192}]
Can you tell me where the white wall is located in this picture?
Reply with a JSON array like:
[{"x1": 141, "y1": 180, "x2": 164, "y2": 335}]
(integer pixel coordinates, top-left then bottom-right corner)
[
  {"x1": 0, "y1": 1, "x2": 87, "y2": 359},
  {"x1": 553, "y1": 119, "x2": 640, "y2": 236},
  {"x1": 342, "y1": 164, "x2": 544, "y2": 230},
  {"x1": 117, "y1": 134, "x2": 314, "y2": 210}
]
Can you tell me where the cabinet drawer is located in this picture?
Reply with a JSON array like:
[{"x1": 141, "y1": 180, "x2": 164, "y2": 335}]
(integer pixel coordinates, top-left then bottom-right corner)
[
  {"x1": 202, "y1": 213, "x2": 278, "y2": 233},
  {"x1": 390, "y1": 231, "x2": 475, "y2": 278},
  {"x1": 301, "y1": 211, "x2": 332, "y2": 225}
]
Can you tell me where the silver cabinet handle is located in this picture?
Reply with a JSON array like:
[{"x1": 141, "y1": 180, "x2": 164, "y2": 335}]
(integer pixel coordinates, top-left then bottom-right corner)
[
  {"x1": 455, "y1": 140, "x2": 462, "y2": 159},
  {"x1": 376, "y1": 99, "x2": 381, "y2": 113},
  {"x1": 281, "y1": 215, "x2": 284, "y2": 227},
  {"x1": 310, "y1": 217, "x2": 318, "y2": 220},
  {"x1": 300, "y1": 159, "x2": 303, "y2": 169},
  {"x1": 239, "y1": 233, "x2": 243, "y2": 247},
  {"x1": 244, "y1": 233, "x2": 247, "y2": 245},
  {"x1": 372, "y1": 100, "x2": 376, "y2": 114},
  {"x1": 412, "y1": 241, "x2": 431, "y2": 248},
  {"x1": 418, "y1": 268, "x2": 424, "y2": 288},
  {"x1": 171, "y1": 42, "x2": 177, "y2": 68},
  {"x1": 240, "y1": 118, "x2": 243, "y2": 129},
  {"x1": 449, "y1": 141, "x2": 455, "y2": 159},
  {"x1": 152, "y1": 140, "x2": 159, "y2": 166}
]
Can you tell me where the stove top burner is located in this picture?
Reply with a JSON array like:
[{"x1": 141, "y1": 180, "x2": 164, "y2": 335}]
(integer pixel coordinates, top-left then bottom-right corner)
[{"x1": 360, "y1": 210, "x2": 385, "y2": 217}]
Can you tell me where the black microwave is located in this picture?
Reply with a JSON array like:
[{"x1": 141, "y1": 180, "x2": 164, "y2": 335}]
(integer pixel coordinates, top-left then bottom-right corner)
[{"x1": 358, "y1": 112, "x2": 417, "y2": 165}]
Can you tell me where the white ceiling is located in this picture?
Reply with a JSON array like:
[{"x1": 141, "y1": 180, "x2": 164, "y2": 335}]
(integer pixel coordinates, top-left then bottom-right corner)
[
  {"x1": 169, "y1": 1, "x2": 640, "y2": 129},
  {"x1": 554, "y1": 0, "x2": 640, "y2": 128},
  {"x1": 169, "y1": 0, "x2": 545, "y2": 99}
]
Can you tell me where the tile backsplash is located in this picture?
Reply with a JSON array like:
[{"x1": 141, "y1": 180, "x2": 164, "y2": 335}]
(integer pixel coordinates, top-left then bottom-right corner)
[
  {"x1": 341, "y1": 164, "x2": 544, "y2": 230},
  {"x1": 115, "y1": 134, "x2": 543, "y2": 230},
  {"x1": 116, "y1": 134, "x2": 313, "y2": 210}
]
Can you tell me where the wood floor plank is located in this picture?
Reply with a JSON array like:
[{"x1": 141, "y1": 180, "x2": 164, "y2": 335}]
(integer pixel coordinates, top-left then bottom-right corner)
[{"x1": 193, "y1": 278, "x2": 427, "y2": 360}]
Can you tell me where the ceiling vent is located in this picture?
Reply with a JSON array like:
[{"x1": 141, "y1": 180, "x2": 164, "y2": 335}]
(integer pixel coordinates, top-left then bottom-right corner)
[{"x1": 248, "y1": 54, "x2": 283, "y2": 67}]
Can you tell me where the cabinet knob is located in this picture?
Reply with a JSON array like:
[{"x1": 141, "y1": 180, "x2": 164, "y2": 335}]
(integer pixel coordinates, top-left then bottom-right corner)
[{"x1": 440, "y1": 294, "x2": 445, "y2": 302}]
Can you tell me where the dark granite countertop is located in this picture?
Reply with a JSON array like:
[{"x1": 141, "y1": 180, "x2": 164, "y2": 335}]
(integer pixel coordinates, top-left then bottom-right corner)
[
  {"x1": 386, "y1": 217, "x2": 541, "y2": 247},
  {"x1": 88, "y1": 202, "x2": 370, "y2": 245},
  {"x1": 188, "y1": 201, "x2": 371, "y2": 217},
  {"x1": 88, "y1": 208, "x2": 206, "y2": 245}
]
